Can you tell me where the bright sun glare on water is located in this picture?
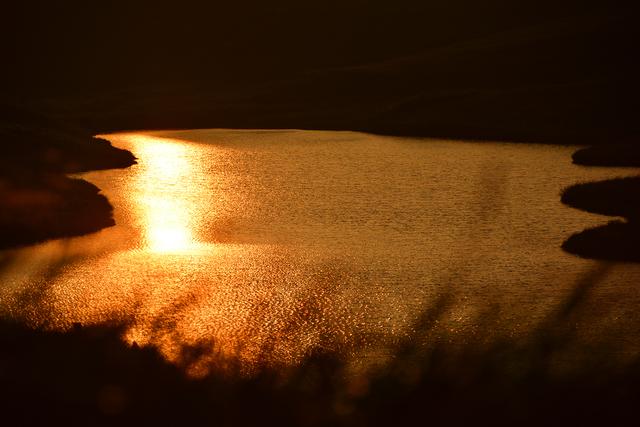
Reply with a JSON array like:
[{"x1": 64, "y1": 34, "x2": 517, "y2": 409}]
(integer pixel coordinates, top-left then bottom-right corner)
[{"x1": 130, "y1": 135, "x2": 199, "y2": 254}]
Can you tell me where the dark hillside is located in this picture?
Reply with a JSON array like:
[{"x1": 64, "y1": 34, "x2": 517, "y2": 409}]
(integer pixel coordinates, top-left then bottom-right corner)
[{"x1": 1, "y1": 1, "x2": 637, "y2": 144}]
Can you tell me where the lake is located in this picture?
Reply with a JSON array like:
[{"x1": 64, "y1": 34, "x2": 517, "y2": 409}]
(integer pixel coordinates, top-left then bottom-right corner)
[{"x1": 1, "y1": 129, "x2": 638, "y2": 377}]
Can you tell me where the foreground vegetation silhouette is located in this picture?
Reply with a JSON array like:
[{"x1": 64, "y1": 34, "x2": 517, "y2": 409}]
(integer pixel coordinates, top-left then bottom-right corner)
[{"x1": 1, "y1": 262, "x2": 638, "y2": 426}]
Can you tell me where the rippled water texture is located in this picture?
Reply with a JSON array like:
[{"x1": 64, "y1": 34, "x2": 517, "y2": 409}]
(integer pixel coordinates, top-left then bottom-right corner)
[{"x1": 1, "y1": 130, "x2": 639, "y2": 376}]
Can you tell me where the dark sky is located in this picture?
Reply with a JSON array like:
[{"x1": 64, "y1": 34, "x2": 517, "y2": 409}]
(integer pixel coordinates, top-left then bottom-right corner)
[{"x1": 3, "y1": 1, "x2": 632, "y2": 94}]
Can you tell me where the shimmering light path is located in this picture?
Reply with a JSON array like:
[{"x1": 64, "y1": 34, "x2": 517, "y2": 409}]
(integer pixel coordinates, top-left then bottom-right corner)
[
  {"x1": 132, "y1": 136, "x2": 199, "y2": 253},
  {"x1": 1, "y1": 130, "x2": 639, "y2": 376}
]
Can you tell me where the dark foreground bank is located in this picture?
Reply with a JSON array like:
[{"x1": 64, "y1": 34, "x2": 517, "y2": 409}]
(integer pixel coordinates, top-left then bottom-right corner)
[
  {"x1": 0, "y1": 261, "x2": 638, "y2": 427},
  {"x1": 0, "y1": 105, "x2": 136, "y2": 249}
]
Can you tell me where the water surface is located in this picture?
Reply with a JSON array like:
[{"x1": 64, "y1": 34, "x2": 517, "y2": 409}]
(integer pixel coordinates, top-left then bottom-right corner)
[{"x1": 1, "y1": 130, "x2": 638, "y2": 376}]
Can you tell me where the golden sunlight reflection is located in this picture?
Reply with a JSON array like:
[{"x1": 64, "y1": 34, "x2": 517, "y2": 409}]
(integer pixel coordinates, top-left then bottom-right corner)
[
  {"x1": 143, "y1": 197, "x2": 195, "y2": 253},
  {"x1": 2, "y1": 130, "x2": 640, "y2": 380},
  {"x1": 128, "y1": 135, "x2": 200, "y2": 254}
]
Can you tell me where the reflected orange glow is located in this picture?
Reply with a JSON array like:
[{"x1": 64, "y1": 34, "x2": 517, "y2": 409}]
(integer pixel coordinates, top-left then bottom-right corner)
[
  {"x1": 128, "y1": 135, "x2": 199, "y2": 254},
  {"x1": 4, "y1": 130, "x2": 640, "y2": 380}
]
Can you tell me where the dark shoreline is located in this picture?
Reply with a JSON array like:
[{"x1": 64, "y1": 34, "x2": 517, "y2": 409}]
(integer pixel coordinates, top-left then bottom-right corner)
[
  {"x1": 0, "y1": 106, "x2": 136, "y2": 250},
  {"x1": 561, "y1": 176, "x2": 640, "y2": 262},
  {"x1": 1, "y1": 265, "x2": 639, "y2": 427},
  {"x1": 572, "y1": 145, "x2": 640, "y2": 167},
  {"x1": 0, "y1": 175, "x2": 116, "y2": 250}
]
